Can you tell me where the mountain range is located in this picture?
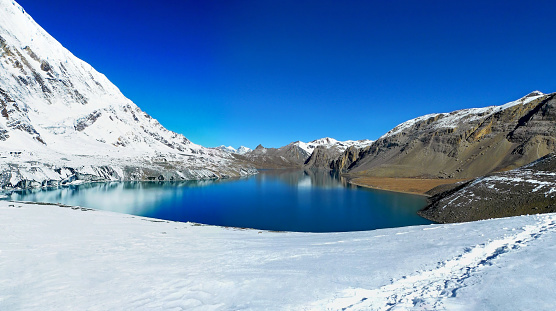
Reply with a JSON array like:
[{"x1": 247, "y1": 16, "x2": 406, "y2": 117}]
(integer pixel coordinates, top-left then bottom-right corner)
[{"x1": 237, "y1": 138, "x2": 373, "y2": 169}]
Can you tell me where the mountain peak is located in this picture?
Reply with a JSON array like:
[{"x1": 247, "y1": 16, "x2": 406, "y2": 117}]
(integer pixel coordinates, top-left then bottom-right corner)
[
  {"x1": 525, "y1": 90, "x2": 544, "y2": 98},
  {"x1": 309, "y1": 137, "x2": 338, "y2": 145},
  {"x1": 215, "y1": 145, "x2": 251, "y2": 155},
  {"x1": 236, "y1": 146, "x2": 252, "y2": 155}
]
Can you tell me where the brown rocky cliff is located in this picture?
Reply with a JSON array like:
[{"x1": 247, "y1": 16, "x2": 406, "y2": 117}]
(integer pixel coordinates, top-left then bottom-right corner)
[
  {"x1": 342, "y1": 92, "x2": 556, "y2": 179},
  {"x1": 331, "y1": 146, "x2": 368, "y2": 172}
]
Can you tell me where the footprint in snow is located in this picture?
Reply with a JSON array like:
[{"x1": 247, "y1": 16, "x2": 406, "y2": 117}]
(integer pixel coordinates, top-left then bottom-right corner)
[{"x1": 309, "y1": 216, "x2": 556, "y2": 311}]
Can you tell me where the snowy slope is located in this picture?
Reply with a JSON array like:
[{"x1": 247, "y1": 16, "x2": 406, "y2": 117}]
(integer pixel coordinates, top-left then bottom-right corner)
[
  {"x1": 1, "y1": 200, "x2": 555, "y2": 310},
  {"x1": 0, "y1": 0, "x2": 256, "y2": 187}
]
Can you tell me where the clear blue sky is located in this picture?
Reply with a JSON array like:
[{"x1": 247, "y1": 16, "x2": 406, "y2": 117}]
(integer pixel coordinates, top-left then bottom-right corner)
[{"x1": 17, "y1": 0, "x2": 556, "y2": 148}]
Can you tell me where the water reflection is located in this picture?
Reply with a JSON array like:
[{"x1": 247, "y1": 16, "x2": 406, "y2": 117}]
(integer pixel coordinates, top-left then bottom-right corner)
[
  {"x1": 8, "y1": 179, "x2": 229, "y2": 216},
  {"x1": 5, "y1": 170, "x2": 432, "y2": 232},
  {"x1": 255, "y1": 169, "x2": 352, "y2": 189}
]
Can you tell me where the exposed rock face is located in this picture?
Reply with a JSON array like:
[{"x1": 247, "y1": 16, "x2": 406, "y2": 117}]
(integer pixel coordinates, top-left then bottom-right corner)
[
  {"x1": 304, "y1": 146, "x2": 335, "y2": 168},
  {"x1": 419, "y1": 153, "x2": 556, "y2": 223},
  {"x1": 304, "y1": 144, "x2": 368, "y2": 169},
  {"x1": 331, "y1": 145, "x2": 369, "y2": 172},
  {"x1": 344, "y1": 91, "x2": 556, "y2": 179}
]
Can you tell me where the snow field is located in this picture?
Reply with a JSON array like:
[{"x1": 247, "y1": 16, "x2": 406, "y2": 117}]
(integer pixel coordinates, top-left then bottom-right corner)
[{"x1": 1, "y1": 200, "x2": 555, "y2": 310}]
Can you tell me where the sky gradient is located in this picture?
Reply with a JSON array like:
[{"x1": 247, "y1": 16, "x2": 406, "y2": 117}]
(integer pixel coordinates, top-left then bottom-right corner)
[{"x1": 16, "y1": 0, "x2": 556, "y2": 148}]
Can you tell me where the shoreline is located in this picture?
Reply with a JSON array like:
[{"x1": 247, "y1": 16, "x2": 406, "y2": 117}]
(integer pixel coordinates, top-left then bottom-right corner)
[
  {"x1": 348, "y1": 176, "x2": 468, "y2": 197},
  {"x1": 349, "y1": 180, "x2": 430, "y2": 197}
]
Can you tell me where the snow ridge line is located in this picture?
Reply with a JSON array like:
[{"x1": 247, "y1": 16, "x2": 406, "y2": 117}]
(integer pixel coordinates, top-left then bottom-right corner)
[{"x1": 310, "y1": 215, "x2": 556, "y2": 311}]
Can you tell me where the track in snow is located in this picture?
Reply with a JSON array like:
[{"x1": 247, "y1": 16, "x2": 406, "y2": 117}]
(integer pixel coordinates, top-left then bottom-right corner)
[{"x1": 311, "y1": 215, "x2": 556, "y2": 311}]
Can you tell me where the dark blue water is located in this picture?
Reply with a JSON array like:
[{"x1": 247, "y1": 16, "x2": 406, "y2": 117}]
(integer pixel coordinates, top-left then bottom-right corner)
[{"x1": 4, "y1": 169, "x2": 432, "y2": 232}]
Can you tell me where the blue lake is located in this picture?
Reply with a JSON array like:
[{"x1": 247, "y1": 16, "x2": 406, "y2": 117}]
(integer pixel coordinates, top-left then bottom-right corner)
[{"x1": 4, "y1": 169, "x2": 432, "y2": 232}]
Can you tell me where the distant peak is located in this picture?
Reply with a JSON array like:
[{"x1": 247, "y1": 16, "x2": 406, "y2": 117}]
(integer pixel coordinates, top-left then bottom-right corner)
[
  {"x1": 236, "y1": 146, "x2": 252, "y2": 155},
  {"x1": 309, "y1": 137, "x2": 338, "y2": 144},
  {"x1": 255, "y1": 144, "x2": 265, "y2": 150}
]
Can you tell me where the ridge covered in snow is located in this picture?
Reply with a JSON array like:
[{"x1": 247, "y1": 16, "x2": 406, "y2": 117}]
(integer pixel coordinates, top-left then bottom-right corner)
[
  {"x1": 0, "y1": 0, "x2": 256, "y2": 187},
  {"x1": 382, "y1": 91, "x2": 546, "y2": 139},
  {"x1": 292, "y1": 137, "x2": 374, "y2": 157}
]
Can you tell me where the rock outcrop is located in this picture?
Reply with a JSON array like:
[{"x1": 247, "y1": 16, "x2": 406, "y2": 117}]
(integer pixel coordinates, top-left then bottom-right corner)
[
  {"x1": 303, "y1": 146, "x2": 335, "y2": 169},
  {"x1": 331, "y1": 146, "x2": 369, "y2": 172},
  {"x1": 419, "y1": 153, "x2": 556, "y2": 223}
]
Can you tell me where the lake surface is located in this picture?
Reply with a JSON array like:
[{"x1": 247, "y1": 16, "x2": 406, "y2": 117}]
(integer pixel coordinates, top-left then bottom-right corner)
[{"x1": 5, "y1": 169, "x2": 432, "y2": 232}]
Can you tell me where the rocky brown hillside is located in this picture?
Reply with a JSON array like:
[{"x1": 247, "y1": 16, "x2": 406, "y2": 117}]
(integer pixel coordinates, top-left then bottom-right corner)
[
  {"x1": 419, "y1": 153, "x2": 556, "y2": 223},
  {"x1": 340, "y1": 91, "x2": 556, "y2": 179}
]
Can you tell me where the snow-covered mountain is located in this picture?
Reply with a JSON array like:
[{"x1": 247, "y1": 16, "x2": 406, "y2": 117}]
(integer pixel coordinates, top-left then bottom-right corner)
[
  {"x1": 214, "y1": 145, "x2": 252, "y2": 155},
  {"x1": 0, "y1": 0, "x2": 256, "y2": 188},
  {"x1": 236, "y1": 146, "x2": 251, "y2": 154}
]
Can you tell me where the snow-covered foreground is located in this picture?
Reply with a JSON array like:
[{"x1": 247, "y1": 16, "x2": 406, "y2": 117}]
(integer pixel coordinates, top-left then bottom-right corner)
[{"x1": 1, "y1": 201, "x2": 555, "y2": 310}]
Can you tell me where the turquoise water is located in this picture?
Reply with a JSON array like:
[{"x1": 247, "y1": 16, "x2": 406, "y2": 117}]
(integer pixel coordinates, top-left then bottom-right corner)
[{"x1": 5, "y1": 169, "x2": 432, "y2": 232}]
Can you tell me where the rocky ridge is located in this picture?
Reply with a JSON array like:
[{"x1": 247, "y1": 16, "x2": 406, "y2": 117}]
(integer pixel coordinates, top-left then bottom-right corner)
[{"x1": 339, "y1": 91, "x2": 556, "y2": 179}]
